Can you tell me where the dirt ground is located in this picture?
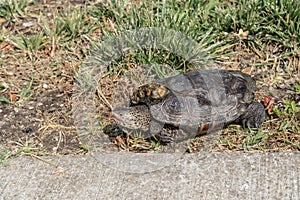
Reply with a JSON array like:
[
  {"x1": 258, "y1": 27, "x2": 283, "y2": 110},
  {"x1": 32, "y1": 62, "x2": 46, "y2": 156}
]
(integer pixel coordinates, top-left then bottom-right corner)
[{"x1": 0, "y1": 1, "x2": 299, "y2": 158}]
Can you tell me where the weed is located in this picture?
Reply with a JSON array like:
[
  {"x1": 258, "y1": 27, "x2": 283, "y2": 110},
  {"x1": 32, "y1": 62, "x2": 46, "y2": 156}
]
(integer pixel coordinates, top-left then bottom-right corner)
[
  {"x1": 19, "y1": 73, "x2": 36, "y2": 101},
  {"x1": 274, "y1": 100, "x2": 298, "y2": 118},
  {"x1": 0, "y1": 83, "x2": 6, "y2": 90},
  {"x1": 0, "y1": 97, "x2": 10, "y2": 104},
  {"x1": 0, "y1": 149, "x2": 10, "y2": 166},
  {"x1": 219, "y1": 138, "x2": 236, "y2": 150},
  {"x1": 11, "y1": 32, "x2": 46, "y2": 59},
  {"x1": 295, "y1": 84, "x2": 300, "y2": 93},
  {"x1": 41, "y1": 8, "x2": 97, "y2": 46},
  {"x1": 243, "y1": 128, "x2": 268, "y2": 151},
  {"x1": 0, "y1": 144, "x2": 36, "y2": 166},
  {"x1": 0, "y1": 0, "x2": 27, "y2": 21}
]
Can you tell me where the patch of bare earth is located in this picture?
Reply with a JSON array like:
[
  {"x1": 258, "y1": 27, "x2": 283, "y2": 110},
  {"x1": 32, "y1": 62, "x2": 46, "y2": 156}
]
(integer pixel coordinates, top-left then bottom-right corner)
[{"x1": 0, "y1": 1, "x2": 87, "y2": 155}]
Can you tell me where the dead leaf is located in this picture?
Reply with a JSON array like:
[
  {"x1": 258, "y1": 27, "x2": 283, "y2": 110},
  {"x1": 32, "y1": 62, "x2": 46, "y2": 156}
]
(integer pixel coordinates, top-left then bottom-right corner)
[{"x1": 10, "y1": 93, "x2": 17, "y2": 101}]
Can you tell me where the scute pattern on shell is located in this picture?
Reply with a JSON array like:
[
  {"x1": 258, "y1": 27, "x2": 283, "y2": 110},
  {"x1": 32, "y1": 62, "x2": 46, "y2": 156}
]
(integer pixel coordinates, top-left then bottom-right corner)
[{"x1": 133, "y1": 70, "x2": 254, "y2": 126}]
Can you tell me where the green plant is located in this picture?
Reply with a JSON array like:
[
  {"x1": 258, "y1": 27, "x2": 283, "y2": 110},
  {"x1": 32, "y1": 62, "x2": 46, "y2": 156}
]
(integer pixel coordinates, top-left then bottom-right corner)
[
  {"x1": 19, "y1": 73, "x2": 36, "y2": 100},
  {"x1": 0, "y1": 83, "x2": 6, "y2": 90},
  {"x1": 0, "y1": 150, "x2": 11, "y2": 166},
  {"x1": 11, "y1": 32, "x2": 46, "y2": 59},
  {"x1": 219, "y1": 138, "x2": 236, "y2": 150},
  {"x1": 0, "y1": 0, "x2": 27, "y2": 21},
  {"x1": 0, "y1": 97, "x2": 10, "y2": 104},
  {"x1": 243, "y1": 128, "x2": 268, "y2": 151},
  {"x1": 274, "y1": 100, "x2": 298, "y2": 118},
  {"x1": 295, "y1": 84, "x2": 300, "y2": 93},
  {"x1": 0, "y1": 144, "x2": 36, "y2": 166},
  {"x1": 273, "y1": 100, "x2": 299, "y2": 134}
]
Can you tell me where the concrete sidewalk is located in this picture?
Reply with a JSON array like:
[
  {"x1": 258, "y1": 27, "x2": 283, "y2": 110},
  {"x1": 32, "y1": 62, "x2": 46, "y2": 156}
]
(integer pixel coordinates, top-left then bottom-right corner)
[{"x1": 1, "y1": 153, "x2": 299, "y2": 199}]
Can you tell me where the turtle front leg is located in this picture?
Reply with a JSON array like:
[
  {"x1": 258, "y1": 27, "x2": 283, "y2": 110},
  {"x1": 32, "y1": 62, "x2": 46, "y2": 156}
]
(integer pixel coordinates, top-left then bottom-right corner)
[{"x1": 239, "y1": 102, "x2": 266, "y2": 128}]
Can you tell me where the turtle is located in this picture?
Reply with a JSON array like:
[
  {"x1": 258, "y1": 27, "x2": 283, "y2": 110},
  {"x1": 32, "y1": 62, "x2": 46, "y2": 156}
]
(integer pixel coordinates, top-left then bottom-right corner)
[{"x1": 104, "y1": 69, "x2": 266, "y2": 143}]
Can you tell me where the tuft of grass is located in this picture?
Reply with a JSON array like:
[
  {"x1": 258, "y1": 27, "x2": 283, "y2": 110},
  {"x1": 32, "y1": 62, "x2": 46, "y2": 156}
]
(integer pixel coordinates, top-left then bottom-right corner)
[
  {"x1": 128, "y1": 135, "x2": 162, "y2": 152},
  {"x1": 274, "y1": 100, "x2": 298, "y2": 118},
  {"x1": 19, "y1": 73, "x2": 36, "y2": 101},
  {"x1": 0, "y1": 97, "x2": 10, "y2": 104},
  {"x1": 295, "y1": 84, "x2": 300, "y2": 93},
  {"x1": 11, "y1": 32, "x2": 46, "y2": 59},
  {"x1": 0, "y1": 0, "x2": 28, "y2": 21},
  {"x1": 273, "y1": 100, "x2": 299, "y2": 133},
  {"x1": 0, "y1": 150, "x2": 11, "y2": 166},
  {"x1": 218, "y1": 138, "x2": 236, "y2": 150},
  {"x1": 87, "y1": 0, "x2": 300, "y2": 81},
  {"x1": 0, "y1": 83, "x2": 6, "y2": 90},
  {"x1": 40, "y1": 7, "x2": 97, "y2": 50},
  {"x1": 0, "y1": 144, "x2": 36, "y2": 166},
  {"x1": 243, "y1": 128, "x2": 269, "y2": 151}
]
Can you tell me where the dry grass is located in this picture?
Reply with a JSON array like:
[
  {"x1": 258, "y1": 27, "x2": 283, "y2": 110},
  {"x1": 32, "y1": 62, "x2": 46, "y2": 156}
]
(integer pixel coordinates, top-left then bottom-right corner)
[{"x1": 0, "y1": 0, "x2": 299, "y2": 163}]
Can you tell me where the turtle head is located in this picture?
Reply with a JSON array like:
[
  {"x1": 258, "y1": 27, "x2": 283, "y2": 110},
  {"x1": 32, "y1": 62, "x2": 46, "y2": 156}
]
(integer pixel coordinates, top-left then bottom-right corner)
[
  {"x1": 228, "y1": 70, "x2": 257, "y2": 103},
  {"x1": 112, "y1": 105, "x2": 151, "y2": 133}
]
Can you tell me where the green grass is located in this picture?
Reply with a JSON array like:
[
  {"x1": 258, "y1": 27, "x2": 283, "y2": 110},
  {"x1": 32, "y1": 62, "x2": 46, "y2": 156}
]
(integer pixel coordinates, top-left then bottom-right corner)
[
  {"x1": 1, "y1": 0, "x2": 299, "y2": 153},
  {"x1": 82, "y1": 0, "x2": 300, "y2": 80},
  {"x1": 11, "y1": 32, "x2": 46, "y2": 59},
  {"x1": 19, "y1": 73, "x2": 36, "y2": 101},
  {"x1": 295, "y1": 84, "x2": 300, "y2": 93},
  {"x1": 243, "y1": 128, "x2": 269, "y2": 151},
  {"x1": 0, "y1": 0, "x2": 28, "y2": 21},
  {"x1": 93, "y1": 0, "x2": 300, "y2": 51},
  {"x1": 273, "y1": 100, "x2": 300, "y2": 133},
  {"x1": 0, "y1": 145, "x2": 36, "y2": 166},
  {"x1": 4, "y1": 0, "x2": 300, "y2": 63},
  {"x1": 40, "y1": 8, "x2": 97, "y2": 46}
]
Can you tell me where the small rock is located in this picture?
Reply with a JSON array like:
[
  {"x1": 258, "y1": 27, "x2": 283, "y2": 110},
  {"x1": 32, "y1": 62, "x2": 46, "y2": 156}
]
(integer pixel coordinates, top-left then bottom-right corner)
[
  {"x1": 43, "y1": 83, "x2": 48, "y2": 89},
  {"x1": 48, "y1": 107, "x2": 56, "y2": 113},
  {"x1": 23, "y1": 128, "x2": 33, "y2": 133},
  {"x1": 6, "y1": 71, "x2": 14, "y2": 76},
  {"x1": 28, "y1": 101, "x2": 35, "y2": 105},
  {"x1": 22, "y1": 21, "x2": 35, "y2": 27}
]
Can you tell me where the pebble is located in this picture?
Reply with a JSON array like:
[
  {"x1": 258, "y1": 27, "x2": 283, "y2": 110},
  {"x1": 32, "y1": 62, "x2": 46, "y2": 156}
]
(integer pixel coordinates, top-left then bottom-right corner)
[
  {"x1": 48, "y1": 107, "x2": 56, "y2": 113},
  {"x1": 43, "y1": 83, "x2": 48, "y2": 89},
  {"x1": 22, "y1": 21, "x2": 35, "y2": 27},
  {"x1": 6, "y1": 71, "x2": 14, "y2": 76}
]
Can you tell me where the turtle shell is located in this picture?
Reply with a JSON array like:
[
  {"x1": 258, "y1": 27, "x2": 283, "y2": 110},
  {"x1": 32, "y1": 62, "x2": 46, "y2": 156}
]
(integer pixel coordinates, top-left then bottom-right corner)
[{"x1": 131, "y1": 70, "x2": 256, "y2": 131}]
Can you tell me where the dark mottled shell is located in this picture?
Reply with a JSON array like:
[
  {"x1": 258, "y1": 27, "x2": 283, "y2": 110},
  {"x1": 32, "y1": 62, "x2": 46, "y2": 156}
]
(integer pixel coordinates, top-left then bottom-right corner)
[
  {"x1": 137, "y1": 70, "x2": 255, "y2": 128},
  {"x1": 113, "y1": 70, "x2": 258, "y2": 139}
]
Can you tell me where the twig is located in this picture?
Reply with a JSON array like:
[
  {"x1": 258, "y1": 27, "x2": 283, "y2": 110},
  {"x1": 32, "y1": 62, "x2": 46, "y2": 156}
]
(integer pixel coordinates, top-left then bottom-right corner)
[{"x1": 22, "y1": 153, "x2": 65, "y2": 174}]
